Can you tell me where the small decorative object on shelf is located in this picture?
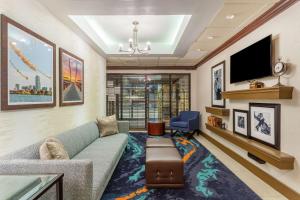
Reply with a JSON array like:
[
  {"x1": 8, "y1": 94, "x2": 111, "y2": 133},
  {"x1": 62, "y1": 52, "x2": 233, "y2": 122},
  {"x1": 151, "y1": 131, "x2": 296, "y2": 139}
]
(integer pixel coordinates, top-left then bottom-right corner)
[
  {"x1": 208, "y1": 116, "x2": 222, "y2": 128},
  {"x1": 221, "y1": 123, "x2": 226, "y2": 130},
  {"x1": 249, "y1": 80, "x2": 264, "y2": 89},
  {"x1": 273, "y1": 58, "x2": 287, "y2": 87}
]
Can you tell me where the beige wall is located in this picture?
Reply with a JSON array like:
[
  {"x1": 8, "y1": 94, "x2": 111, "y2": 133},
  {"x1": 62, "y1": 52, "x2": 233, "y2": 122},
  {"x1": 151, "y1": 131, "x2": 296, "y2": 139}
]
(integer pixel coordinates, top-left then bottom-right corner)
[
  {"x1": 196, "y1": 2, "x2": 300, "y2": 193},
  {"x1": 0, "y1": 0, "x2": 106, "y2": 156},
  {"x1": 107, "y1": 69, "x2": 198, "y2": 111}
]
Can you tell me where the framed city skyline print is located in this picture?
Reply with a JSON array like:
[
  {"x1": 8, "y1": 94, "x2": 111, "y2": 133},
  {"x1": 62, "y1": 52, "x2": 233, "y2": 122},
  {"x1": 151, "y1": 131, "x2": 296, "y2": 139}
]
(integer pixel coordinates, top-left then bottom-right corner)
[
  {"x1": 211, "y1": 61, "x2": 225, "y2": 108},
  {"x1": 233, "y1": 109, "x2": 249, "y2": 137},
  {"x1": 1, "y1": 15, "x2": 56, "y2": 110},
  {"x1": 249, "y1": 103, "x2": 281, "y2": 150},
  {"x1": 59, "y1": 48, "x2": 84, "y2": 106}
]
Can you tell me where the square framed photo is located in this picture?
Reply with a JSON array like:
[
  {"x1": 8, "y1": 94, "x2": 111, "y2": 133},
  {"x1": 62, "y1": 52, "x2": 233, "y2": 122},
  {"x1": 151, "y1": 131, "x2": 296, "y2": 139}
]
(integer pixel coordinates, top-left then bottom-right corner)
[
  {"x1": 211, "y1": 61, "x2": 225, "y2": 108},
  {"x1": 249, "y1": 103, "x2": 281, "y2": 149},
  {"x1": 59, "y1": 48, "x2": 84, "y2": 106},
  {"x1": 233, "y1": 109, "x2": 249, "y2": 137},
  {"x1": 1, "y1": 15, "x2": 56, "y2": 110}
]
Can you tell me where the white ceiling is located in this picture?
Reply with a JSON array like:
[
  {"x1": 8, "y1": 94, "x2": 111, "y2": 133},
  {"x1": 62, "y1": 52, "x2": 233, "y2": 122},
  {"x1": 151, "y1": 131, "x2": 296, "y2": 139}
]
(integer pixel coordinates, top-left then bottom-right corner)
[
  {"x1": 70, "y1": 15, "x2": 191, "y2": 54},
  {"x1": 38, "y1": 0, "x2": 279, "y2": 67}
]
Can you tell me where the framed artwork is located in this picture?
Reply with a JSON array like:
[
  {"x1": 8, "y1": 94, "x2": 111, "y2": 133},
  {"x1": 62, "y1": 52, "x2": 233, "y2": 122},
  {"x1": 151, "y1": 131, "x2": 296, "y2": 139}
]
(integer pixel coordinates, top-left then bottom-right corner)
[
  {"x1": 1, "y1": 15, "x2": 56, "y2": 110},
  {"x1": 249, "y1": 103, "x2": 281, "y2": 149},
  {"x1": 59, "y1": 48, "x2": 84, "y2": 106},
  {"x1": 211, "y1": 61, "x2": 225, "y2": 108},
  {"x1": 233, "y1": 109, "x2": 249, "y2": 137}
]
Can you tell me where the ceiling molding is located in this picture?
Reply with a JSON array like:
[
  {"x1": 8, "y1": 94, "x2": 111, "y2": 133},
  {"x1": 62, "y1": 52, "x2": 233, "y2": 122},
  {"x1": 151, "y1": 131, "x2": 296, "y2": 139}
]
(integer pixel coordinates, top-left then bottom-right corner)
[
  {"x1": 107, "y1": 65, "x2": 197, "y2": 70},
  {"x1": 194, "y1": 0, "x2": 298, "y2": 68},
  {"x1": 106, "y1": 0, "x2": 297, "y2": 71}
]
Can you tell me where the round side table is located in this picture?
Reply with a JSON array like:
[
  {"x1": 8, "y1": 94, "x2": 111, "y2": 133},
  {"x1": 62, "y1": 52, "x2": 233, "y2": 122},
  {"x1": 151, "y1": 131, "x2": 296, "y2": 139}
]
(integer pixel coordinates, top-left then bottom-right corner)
[{"x1": 147, "y1": 121, "x2": 165, "y2": 136}]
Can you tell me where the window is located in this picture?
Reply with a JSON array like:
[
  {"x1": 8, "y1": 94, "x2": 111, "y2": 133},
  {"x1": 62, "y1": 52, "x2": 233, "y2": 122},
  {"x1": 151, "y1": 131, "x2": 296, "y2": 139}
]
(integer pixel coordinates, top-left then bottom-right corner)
[{"x1": 107, "y1": 73, "x2": 190, "y2": 130}]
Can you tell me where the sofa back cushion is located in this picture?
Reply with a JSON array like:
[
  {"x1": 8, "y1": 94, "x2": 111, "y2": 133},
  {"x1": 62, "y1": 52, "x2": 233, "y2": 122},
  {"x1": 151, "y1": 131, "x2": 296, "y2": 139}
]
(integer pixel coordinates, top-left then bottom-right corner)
[
  {"x1": 0, "y1": 121, "x2": 99, "y2": 160},
  {"x1": 56, "y1": 122, "x2": 99, "y2": 158}
]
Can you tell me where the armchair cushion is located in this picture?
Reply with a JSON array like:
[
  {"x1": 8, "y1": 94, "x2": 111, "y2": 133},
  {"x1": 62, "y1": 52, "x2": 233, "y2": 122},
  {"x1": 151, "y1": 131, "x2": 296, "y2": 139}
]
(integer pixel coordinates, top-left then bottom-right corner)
[{"x1": 171, "y1": 121, "x2": 188, "y2": 128}]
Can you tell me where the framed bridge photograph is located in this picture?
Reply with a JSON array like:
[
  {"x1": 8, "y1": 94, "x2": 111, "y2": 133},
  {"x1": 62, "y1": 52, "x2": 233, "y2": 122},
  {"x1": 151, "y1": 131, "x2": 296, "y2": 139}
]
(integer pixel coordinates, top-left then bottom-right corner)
[
  {"x1": 1, "y1": 15, "x2": 56, "y2": 110},
  {"x1": 59, "y1": 48, "x2": 84, "y2": 106},
  {"x1": 249, "y1": 103, "x2": 281, "y2": 150}
]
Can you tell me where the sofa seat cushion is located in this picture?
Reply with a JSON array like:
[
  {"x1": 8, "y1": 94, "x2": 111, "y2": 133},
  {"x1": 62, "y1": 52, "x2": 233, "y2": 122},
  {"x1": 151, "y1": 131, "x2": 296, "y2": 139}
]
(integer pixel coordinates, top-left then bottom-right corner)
[
  {"x1": 72, "y1": 133, "x2": 128, "y2": 200},
  {"x1": 171, "y1": 121, "x2": 188, "y2": 128}
]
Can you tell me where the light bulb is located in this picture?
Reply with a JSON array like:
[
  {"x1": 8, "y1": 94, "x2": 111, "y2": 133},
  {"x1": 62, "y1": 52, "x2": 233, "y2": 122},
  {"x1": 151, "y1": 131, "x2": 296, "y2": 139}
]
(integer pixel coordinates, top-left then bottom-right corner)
[
  {"x1": 119, "y1": 43, "x2": 123, "y2": 51},
  {"x1": 129, "y1": 38, "x2": 133, "y2": 43}
]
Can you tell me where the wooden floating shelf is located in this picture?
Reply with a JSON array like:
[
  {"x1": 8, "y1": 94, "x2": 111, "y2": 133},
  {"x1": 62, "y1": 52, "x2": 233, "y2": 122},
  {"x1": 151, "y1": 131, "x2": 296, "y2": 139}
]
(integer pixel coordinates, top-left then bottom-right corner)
[
  {"x1": 205, "y1": 106, "x2": 230, "y2": 116},
  {"x1": 205, "y1": 123, "x2": 295, "y2": 170},
  {"x1": 222, "y1": 86, "x2": 293, "y2": 100}
]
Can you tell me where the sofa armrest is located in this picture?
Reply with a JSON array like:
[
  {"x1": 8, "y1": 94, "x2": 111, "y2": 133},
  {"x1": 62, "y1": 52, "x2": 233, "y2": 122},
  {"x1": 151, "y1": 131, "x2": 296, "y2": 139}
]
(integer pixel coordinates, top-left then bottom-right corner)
[
  {"x1": 118, "y1": 121, "x2": 129, "y2": 133},
  {"x1": 0, "y1": 159, "x2": 93, "y2": 200}
]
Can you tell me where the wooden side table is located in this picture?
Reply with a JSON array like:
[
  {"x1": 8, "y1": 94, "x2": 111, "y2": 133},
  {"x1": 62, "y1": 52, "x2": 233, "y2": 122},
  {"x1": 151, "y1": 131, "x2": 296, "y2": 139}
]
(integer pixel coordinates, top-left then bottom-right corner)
[{"x1": 148, "y1": 121, "x2": 165, "y2": 136}]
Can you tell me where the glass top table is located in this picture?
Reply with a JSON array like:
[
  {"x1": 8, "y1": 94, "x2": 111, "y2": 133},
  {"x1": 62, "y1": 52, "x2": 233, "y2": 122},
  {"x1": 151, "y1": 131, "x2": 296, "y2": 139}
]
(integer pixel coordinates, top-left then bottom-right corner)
[{"x1": 0, "y1": 174, "x2": 63, "y2": 200}]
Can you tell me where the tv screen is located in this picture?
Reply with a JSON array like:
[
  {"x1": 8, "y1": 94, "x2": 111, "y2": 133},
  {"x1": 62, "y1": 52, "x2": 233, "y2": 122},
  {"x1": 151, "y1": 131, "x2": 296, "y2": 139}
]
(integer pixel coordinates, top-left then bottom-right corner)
[{"x1": 230, "y1": 35, "x2": 272, "y2": 83}]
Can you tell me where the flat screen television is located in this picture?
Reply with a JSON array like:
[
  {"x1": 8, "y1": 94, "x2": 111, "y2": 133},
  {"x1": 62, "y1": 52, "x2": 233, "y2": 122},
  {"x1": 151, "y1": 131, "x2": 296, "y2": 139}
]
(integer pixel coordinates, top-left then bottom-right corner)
[{"x1": 230, "y1": 35, "x2": 272, "y2": 83}]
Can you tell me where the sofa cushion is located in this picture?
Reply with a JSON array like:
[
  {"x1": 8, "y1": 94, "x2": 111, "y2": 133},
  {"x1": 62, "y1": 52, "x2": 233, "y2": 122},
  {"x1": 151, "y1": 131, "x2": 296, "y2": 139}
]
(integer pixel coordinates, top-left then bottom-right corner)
[
  {"x1": 56, "y1": 122, "x2": 99, "y2": 158},
  {"x1": 97, "y1": 115, "x2": 119, "y2": 137},
  {"x1": 171, "y1": 121, "x2": 188, "y2": 128},
  {"x1": 40, "y1": 137, "x2": 70, "y2": 160},
  {"x1": 72, "y1": 133, "x2": 128, "y2": 200}
]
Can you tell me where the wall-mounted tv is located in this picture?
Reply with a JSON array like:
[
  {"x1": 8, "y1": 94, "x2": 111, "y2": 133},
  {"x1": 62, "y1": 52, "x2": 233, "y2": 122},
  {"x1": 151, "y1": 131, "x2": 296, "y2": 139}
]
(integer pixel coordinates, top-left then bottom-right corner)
[{"x1": 230, "y1": 35, "x2": 272, "y2": 84}]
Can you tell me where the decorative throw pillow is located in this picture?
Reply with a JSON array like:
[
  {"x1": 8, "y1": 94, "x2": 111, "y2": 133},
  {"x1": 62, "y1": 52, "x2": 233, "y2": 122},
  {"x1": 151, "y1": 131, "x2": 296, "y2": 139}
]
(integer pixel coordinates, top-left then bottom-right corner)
[
  {"x1": 39, "y1": 137, "x2": 70, "y2": 160},
  {"x1": 97, "y1": 115, "x2": 119, "y2": 137}
]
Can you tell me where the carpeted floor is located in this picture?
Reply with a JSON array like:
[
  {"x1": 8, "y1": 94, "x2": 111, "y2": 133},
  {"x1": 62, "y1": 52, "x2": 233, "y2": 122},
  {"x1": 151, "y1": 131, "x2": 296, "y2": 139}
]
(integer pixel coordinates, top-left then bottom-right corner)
[{"x1": 101, "y1": 133, "x2": 261, "y2": 200}]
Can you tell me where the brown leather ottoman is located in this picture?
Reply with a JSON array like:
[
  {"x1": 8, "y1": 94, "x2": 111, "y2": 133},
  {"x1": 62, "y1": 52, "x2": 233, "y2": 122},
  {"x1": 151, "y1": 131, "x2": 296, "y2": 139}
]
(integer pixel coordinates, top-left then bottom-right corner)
[
  {"x1": 146, "y1": 147, "x2": 184, "y2": 188},
  {"x1": 146, "y1": 138, "x2": 175, "y2": 148}
]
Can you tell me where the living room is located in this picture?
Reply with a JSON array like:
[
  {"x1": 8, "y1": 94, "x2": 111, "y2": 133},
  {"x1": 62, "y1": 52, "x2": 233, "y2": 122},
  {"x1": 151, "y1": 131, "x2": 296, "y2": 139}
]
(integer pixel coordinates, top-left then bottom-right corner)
[{"x1": 0, "y1": 0, "x2": 299, "y2": 199}]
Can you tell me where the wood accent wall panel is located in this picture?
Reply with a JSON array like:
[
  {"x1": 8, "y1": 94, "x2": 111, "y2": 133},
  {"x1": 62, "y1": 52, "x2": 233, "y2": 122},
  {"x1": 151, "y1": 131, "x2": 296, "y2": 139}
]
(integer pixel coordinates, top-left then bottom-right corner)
[
  {"x1": 205, "y1": 123, "x2": 295, "y2": 170},
  {"x1": 201, "y1": 131, "x2": 300, "y2": 200}
]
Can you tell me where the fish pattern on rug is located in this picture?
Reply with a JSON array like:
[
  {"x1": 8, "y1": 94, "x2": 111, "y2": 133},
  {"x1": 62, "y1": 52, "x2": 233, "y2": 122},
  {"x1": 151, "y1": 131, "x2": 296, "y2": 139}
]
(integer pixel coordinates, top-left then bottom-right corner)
[{"x1": 101, "y1": 133, "x2": 261, "y2": 200}]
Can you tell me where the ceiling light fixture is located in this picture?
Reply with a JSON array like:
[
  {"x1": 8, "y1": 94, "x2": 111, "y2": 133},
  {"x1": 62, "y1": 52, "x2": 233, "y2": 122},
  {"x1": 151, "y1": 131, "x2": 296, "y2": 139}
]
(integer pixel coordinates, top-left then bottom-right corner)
[
  {"x1": 226, "y1": 14, "x2": 235, "y2": 20},
  {"x1": 119, "y1": 21, "x2": 151, "y2": 56},
  {"x1": 207, "y1": 36, "x2": 214, "y2": 40}
]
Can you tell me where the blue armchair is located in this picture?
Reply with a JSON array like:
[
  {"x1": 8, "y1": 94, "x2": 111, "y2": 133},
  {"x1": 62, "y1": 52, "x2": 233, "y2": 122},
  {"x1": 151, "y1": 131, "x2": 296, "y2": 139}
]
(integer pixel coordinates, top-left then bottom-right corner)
[{"x1": 170, "y1": 111, "x2": 200, "y2": 138}]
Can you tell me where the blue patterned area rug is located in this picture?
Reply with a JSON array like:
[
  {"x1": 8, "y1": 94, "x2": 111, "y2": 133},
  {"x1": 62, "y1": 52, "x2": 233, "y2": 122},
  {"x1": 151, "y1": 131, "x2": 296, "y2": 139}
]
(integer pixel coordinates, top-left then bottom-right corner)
[{"x1": 101, "y1": 133, "x2": 261, "y2": 200}]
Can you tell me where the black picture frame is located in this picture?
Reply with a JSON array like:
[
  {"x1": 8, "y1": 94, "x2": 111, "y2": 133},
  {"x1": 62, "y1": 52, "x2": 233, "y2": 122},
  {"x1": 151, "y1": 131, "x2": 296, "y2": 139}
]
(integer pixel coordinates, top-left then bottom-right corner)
[
  {"x1": 233, "y1": 109, "x2": 249, "y2": 138},
  {"x1": 211, "y1": 61, "x2": 225, "y2": 108},
  {"x1": 249, "y1": 103, "x2": 281, "y2": 150}
]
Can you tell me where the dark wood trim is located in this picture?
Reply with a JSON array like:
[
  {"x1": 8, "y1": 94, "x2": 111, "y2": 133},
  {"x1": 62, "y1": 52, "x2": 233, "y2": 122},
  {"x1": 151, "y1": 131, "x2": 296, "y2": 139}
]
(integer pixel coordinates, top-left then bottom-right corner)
[
  {"x1": 249, "y1": 103, "x2": 281, "y2": 150},
  {"x1": 211, "y1": 61, "x2": 225, "y2": 108},
  {"x1": 232, "y1": 109, "x2": 249, "y2": 138},
  {"x1": 59, "y1": 48, "x2": 84, "y2": 106},
  {"x1": 107, "y1": 65, "x2": 197, "y2": 70},
  {"x1": 1, "y1": 14, "x2": 56, "y2": 110},
  {"x1": 200, "y1": 131, "x2": 300, "y2": 200},
  {"x1": 205, "y1": 123, "x2": 293, "y2": 169},
  {"x1": 195, "y1": 0, "x2": 298, "y2": 67}
]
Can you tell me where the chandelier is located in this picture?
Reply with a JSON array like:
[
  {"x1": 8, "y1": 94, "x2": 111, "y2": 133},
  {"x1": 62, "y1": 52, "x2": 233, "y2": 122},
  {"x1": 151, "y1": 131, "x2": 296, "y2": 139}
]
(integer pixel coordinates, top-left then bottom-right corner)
[{"x1": 119, "y1": 21, "x2": 151, "y2": 56}]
